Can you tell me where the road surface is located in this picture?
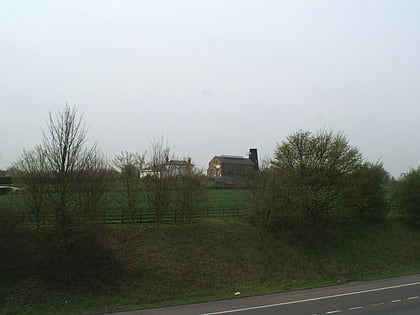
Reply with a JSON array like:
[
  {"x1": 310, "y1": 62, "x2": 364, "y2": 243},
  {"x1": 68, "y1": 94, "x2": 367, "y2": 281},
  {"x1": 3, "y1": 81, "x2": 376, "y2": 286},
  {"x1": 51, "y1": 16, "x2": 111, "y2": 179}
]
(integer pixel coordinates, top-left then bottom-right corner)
[{"x1": 104, "y1": 273, "x2": 420, "y2": 315}]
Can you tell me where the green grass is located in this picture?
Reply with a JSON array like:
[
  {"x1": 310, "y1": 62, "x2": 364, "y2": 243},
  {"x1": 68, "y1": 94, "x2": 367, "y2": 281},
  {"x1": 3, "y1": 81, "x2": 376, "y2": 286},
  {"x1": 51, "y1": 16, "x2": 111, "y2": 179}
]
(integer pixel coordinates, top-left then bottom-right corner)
[
  {"x1": 104, "y1": 189, "x2": 248, "y2": 209},
  {"x1": 0, "y1": 193, "x2": 22, "y2": 207},
  {"x1": 204, "y1": 189, "x2": 248, "y2": 208},
  {"x1": 1, "y1": 218, "x2": 420, "y2": 314},
  {"x1": 0, "y1": 189, "x2": 249, "y2": 224}
]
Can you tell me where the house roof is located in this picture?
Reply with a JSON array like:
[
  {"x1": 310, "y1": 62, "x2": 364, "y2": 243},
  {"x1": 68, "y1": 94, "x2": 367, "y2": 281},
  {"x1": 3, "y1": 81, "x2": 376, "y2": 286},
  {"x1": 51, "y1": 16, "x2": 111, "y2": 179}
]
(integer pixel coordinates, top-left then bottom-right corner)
[
  {"x1": 213, "y1": 156, "x2": 255, "y2": 166},
  {"x1": 167, "y1": 160, "x2": 191, "y2": 166}
]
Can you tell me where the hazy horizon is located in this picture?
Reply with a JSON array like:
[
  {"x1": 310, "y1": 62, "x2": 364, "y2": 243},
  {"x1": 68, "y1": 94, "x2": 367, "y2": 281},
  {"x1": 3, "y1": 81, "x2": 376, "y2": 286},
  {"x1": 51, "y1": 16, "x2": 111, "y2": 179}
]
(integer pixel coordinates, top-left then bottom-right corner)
[{"x1": 2, "y1": 1, "x2": 420, "y2": 177}]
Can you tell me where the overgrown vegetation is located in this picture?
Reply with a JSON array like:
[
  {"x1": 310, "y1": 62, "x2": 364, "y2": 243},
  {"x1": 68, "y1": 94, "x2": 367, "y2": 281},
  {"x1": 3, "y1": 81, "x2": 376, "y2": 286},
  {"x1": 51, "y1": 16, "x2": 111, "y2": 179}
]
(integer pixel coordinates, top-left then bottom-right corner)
[{"x1": 1, "y1": 219, "x2": 420, "y2": 314}]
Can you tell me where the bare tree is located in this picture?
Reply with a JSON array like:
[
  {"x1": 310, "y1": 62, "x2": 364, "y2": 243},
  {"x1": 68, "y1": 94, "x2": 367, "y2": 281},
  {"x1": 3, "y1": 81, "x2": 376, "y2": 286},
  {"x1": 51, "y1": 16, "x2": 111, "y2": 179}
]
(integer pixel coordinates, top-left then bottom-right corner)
[
  {"x1": 174, "y1": 158, "x2": 206, "y2": 224},
  {"x1": 13, "y1": 105, "x2": 117, "y2": 285},
  {"x1": 14, "y1": 146, "x2": 48, "y2": 229},
  {"x1": 113, "y1": 151, "x2": 145, "y2": 223},
  {"x1": 42, "y1": 106, "x2": 90, "y2": 233},
  {"x1": 145, "y1": 139, "x2": 174, "y2": 224},
  {"x1": 15, "y1": 105, "x2": 110, "y2": 233},
  {"x1": 77, "y1": 149, "x2": 112, "y2": 223}
]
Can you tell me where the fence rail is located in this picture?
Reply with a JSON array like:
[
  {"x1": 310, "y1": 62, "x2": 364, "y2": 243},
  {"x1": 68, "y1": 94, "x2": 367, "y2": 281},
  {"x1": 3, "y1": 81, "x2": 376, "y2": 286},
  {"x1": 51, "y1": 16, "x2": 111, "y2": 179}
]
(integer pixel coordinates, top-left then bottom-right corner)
[
  {"x1": 6, "y1": 196, "x2": 405, "y2": 226},
  {"x1": 109, "y1": 207, "x2": 247, "y2": 224},
  {"x1": 17, "y1": 207, "x2": 248, "y2": 225}
]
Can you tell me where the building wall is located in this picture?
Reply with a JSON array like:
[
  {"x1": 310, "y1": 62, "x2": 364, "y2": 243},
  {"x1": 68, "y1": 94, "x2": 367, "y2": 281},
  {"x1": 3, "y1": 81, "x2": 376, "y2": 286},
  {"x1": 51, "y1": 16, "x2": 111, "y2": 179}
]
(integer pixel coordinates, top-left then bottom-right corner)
[
  {"x1": 222, "y1": 164, "x2": 254, "y2": 177},
  {"x1": 207, "y1": 157, "x2": 222, "y2": 177},
  {"x1": 207, "y1": 157, "x2": 255, "y2": 178}
]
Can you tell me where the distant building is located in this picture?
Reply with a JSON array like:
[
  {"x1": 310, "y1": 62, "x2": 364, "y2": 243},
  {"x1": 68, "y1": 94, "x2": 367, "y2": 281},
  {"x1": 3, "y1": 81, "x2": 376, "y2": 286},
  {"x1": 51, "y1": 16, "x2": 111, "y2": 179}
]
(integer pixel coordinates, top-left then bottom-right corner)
[
  {"x1": 142, "y1": 158, "x2": 193, "y2": 178},
  {"x1": 207, "y1": 148, "x2": 259, "y2": 178},
  {"x1": 166, "y1": 158, "x2": 193, "y2": 177}
]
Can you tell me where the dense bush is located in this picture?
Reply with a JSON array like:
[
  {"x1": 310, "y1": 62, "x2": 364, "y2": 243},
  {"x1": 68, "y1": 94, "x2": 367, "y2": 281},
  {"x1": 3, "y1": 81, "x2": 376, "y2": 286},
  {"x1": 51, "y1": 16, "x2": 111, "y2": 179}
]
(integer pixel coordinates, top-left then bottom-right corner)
[
  {"x1": 249, "y1": 130, "x2": 390, "y2": 242},
  {"x1": 392, "y1": 167, "x2": 420, "y2": 226},
  {"x1": 341, "y1": 162, "x2": 390, "y2": 221}
]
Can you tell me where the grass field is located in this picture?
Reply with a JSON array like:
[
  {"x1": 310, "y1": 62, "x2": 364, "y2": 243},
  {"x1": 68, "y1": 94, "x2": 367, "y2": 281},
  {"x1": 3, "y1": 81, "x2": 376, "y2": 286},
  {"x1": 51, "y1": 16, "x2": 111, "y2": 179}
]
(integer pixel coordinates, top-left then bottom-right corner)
[
  {"x1": 1, "y1": 218, "x2": 420, "y2": 314},
  {"x1": 0, "y1": 189, "x2": 250, "y2": 224},
  {"x1": 106, "y1": 189, "x2": 249, "y2": 212}
]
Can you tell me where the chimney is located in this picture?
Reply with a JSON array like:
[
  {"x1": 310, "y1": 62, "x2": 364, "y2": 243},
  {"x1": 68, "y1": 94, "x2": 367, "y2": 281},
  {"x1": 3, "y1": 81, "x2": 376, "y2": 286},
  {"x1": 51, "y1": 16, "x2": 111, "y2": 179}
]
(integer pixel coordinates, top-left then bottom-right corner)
[{"x1": 248, "y1": 148, "x2": 259, "y2": 171}]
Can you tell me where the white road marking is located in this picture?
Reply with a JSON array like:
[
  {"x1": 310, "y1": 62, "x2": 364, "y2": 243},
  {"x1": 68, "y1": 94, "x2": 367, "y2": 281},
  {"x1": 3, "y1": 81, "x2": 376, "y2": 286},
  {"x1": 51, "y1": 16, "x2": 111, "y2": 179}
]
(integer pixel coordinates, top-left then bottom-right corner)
[
  {"x1": 370, "y1": 302, "x2": 385, "y2": 306},
  {"x1": 326, "y1": 310, "x2": 342, "y2": 314},
  {"x1": 391, "y1": 299, "x2": 402, "y2": 303},
  {"x1": 200, "y1": 281, "x2": 420, "y2": 315},
  {"x1": 348, "y1": 306, "x2": 363, "y2": 310},
  {"x1": 407, "y1": 296, "x2": 419, "y2": 300}
]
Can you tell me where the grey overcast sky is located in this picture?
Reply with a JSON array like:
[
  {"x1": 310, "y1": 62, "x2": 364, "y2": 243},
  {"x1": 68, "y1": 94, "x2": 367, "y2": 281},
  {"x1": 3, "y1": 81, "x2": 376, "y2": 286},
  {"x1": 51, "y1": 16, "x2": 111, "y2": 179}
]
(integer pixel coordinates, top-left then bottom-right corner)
[{"x1": 1, "y1": 0, "x2": 420, "y2": 177}]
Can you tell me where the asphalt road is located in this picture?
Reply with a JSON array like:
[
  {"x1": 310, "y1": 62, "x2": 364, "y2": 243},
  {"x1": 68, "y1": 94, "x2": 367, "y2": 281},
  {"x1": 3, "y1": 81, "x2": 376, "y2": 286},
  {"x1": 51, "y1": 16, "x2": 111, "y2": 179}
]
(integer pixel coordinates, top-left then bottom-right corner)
[{"x1": 104, "y1": 273, "x2": 420, "y2": 315}]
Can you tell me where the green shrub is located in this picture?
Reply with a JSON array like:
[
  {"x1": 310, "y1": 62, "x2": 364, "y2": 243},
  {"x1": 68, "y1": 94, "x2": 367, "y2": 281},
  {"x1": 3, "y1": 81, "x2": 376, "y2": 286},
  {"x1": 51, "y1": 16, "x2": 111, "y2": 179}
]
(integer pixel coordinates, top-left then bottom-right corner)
[
  {"x1": 392, "y1": 167, "x2": 420, "y2": 226},
  {"x1": 341, "y1": 162, "x2": 390, "y2": 222}
]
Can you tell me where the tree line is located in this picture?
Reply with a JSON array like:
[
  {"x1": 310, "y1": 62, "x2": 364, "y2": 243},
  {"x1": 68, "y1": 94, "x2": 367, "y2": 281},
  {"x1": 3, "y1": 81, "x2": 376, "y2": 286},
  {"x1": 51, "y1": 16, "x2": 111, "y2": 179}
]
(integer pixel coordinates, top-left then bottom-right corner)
[
  {"x1": 1, "y1": 105, "x2": 206, "y2": 285},
  {"x1": 2, "y1": 105, "x2": 419, "y2": 235},
  {"x1": 2, "y1": 105, "x2": 420, "y2": 234},
  {"x1": 12, "y1": 106, "x2": 205, "y2": 232},
  {"x1": 248, "y1": 130, "x2": 420, "y2": 243},
  {"x1": 1, "y1": 104, "x2": 420, "y2": 285}
]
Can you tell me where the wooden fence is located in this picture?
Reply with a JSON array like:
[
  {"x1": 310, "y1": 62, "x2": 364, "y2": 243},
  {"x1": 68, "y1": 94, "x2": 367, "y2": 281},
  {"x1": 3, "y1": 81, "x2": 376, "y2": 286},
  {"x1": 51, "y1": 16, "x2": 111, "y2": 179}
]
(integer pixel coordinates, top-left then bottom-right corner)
[
  {"x1": 107, "y1": 207, "x2": 247, "y2": 224},
  {"x1": 17, "y1": 207, "x2": 248, "y2": 226}
]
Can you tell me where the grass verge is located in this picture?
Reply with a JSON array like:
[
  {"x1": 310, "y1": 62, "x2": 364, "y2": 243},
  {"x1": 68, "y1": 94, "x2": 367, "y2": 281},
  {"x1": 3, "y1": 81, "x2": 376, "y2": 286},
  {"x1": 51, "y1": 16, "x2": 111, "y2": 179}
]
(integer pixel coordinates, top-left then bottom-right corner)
[{"x1": 1, "y1": 218, "x2": 420, "y2": 314}]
